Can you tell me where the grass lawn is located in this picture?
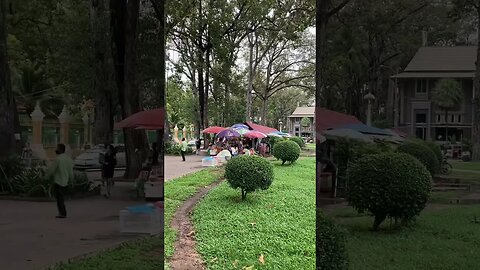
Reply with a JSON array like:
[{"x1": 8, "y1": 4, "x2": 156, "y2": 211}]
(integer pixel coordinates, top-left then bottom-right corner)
[
  {"x1": 325, "y1": 205, "x2": 480, "y2": 270},
  {"x1": 47, "y1": 237, "x2": 162, "y2": 270},
  {"x1": 450, "y1": 160, "x2": 480, "y2": 171},
  {"x1": 192, "y1": 158, "x2": 315, "y2": 270},
  {"x1": 305, "y1": 143, "x2": 315, "y2": 150},
  {"x1": 164, "y1": 168, "x2": 223, "y2": 269},
  {"x1": 448, "y1": 170, "x2": 480, "y2": 183}
]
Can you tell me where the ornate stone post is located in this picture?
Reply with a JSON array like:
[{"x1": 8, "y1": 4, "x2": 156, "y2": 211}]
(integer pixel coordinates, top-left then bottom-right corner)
[
  {"x1": 173, "y1": 124, "x2": 179, "y2": 143},
  {"x1": 190, "y1": 125, "x2": 194, "y2": 139},
  {"x1": 30, "y1": 101, "x2": 47, "y2": 160},
  {"x1": 182, "y1": 126, "x2": 187, "y2": 141},
  {"x1": 58, "y1": 105, "x2": 71, "y2": 156}
]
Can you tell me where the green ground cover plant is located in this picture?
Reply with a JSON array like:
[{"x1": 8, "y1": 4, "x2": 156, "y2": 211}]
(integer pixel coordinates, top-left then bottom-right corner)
[{"x1": 192, "y1": 158, "x2": 315, "y2": 269}]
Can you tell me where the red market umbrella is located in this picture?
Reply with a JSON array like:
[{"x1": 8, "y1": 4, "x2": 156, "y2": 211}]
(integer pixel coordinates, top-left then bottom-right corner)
[
  {"x1": 115, "y1": 108, "x2": 165, "y2": 130},
  {"x1": 244, "y1": 130, "x2": 267, "y2": 139},
  {"x1": 202, "y1": 126, "x2": 227, "y2": 134}
]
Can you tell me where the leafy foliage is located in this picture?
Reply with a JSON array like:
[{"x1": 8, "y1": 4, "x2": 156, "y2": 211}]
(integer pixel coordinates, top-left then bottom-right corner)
[
  {"x1": 268, "y1": 136, "x2": 286, "y2": 151},
  {"x1": 317, "y1": 211, "x2": 348, "y2": 270},
  {"x1": 332, "y1": 139, "x2": 392, "y2": 195},
  {"x1": 289, "y1": 136, "x2": 305, "y2": 148},
  {"x1": 347, "y1": 152, "x2": 432, "y2": 229},
  {"x1": 423, "y1": 140, "x2": 443, "y2": 165},
  {"x1": 225, "y1": 155, "x2": 274, "y2": 200},
  {"x1": 165, "y1": 142, "x2": 193, "y2": 155},
  {"x1": 397, "y1": 141, "x2": 440, "y2": 175},
  {"x1": 272, "y1": 140, "x2": 301, "y2": 165},
  {"x1": 432, "y1": 78, "x2": 464, "y2": 112},
  {"x1": 0, "y1": 155, "x2": 25, "y2": 192}
]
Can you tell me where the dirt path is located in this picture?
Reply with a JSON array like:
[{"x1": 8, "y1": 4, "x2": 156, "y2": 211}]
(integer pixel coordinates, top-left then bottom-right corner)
[{"x1": 168, "y1": 178, "x2": 224, "y2": 270}]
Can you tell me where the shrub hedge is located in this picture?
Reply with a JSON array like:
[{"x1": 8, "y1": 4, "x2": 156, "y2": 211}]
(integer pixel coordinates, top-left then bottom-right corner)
[
  {"x1": 347, "y1": 152, "x2": 432, "y2": 229},
  {"x1": 289, "y1": 136, "x2": 305, "y2": 148},
  {"x1": 317, "y1": 211, "x2": 348, "y2": 270},
  {"x1": 225, "y1": 155, "x2": 274, "y2": 200},
  {"x1": 273, "y1": 140, "x2": 301, "y2": 165},
  {"x1": 397, "y1": 141, "x2": 439, "y2": 175}
]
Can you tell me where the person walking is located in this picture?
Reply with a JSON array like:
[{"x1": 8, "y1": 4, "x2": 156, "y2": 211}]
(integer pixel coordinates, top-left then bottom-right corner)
[
  {"x1": 45, "y1": 144, "x2": 74, "y2": 218},
  {"x1": 101, "y1": 144, "x2": 117, "y2": 198},
  {"x1": 181, "y1": 138, "x2": 188, "y2": 161},
  {"x1": 196, "y1": 138, "x2": 201, "y2": 155}
]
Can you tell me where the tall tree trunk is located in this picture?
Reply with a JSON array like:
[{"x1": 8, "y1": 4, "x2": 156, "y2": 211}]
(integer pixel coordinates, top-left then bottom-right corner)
[
  {"x1": 246, "y1": 34, "x2": 254, "y2": 121},
  {"x1": 473, "y1": 6, "x2": 480, "y2": 161},
  {"x1": 261, "y1": 64, "x2": 272, "y2": 125},
  {"x1": 316, "y1": 0, "x2": 329, "y2": 265},
  {"x1": 110, "y1": 0, "x2": 148, "y2": 178},
  {"x1": 91, "y1": 0, "x2": 113, "y2": 145},
  {"x1": 196, "y1": 0, "x2": 205, "y2": 132},
  {"x1": 204, "y1": 45, "x2": 210, "y2": 129},
  {"x1": 0, "y1": 0, "x2": 16, "y2": 157}
]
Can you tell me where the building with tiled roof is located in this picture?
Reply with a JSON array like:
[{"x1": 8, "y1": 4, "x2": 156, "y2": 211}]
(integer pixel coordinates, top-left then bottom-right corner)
[
  {"x1": 287, "y1": 107, "x2": 361, "y2": 139},
  {"x1": 392, "y1": 46, "x2": 476, "y2": 142}
]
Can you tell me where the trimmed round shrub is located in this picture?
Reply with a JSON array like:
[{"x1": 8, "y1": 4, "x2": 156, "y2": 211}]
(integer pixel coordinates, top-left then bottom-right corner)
[
  {"x1": 423, "y1": 141, "x2": 443, "y2": 164},
  {"x1": 289, "y1": 136, "x2": 305, "y2": 148},
  {"x1": 317, "y1": 211, "x2": 348, "y2": 270},
  {"x1": 225, "y1": 155, "x2": 274, "y2": 200},
  {"x1": 397, "y1": 141, "x2": 439, "y2": 175},
  {"x1": 273, "y1": 140, "x2": 301, "y2": 165},
  {"x1": 269, "y1": 136, "x2": 285, "y2": 150},
  {"x1": 347, "y1": 153, "x2": 432, "y2": 229}
]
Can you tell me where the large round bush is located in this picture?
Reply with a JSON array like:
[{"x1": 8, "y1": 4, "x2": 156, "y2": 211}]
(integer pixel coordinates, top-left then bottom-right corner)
[
  {"x1": 289, "y1": 136, "x2": 305, "y2": 148},
  {"x1": 347, "y1": 153, "x2": 432, "y2": 229},
  {"x1": 225, "y1": 155, "x2": 274, "y2": 200},
  {"x1": 424, "y1": 141, "x2": 443, "y2": 165},
  {"x1": 273, "y1": 140, "x2": 301, "y2": 165},
  {"x1": 269, "y1": 136, "x2": 285, "y2": 150},
  {"x1": 317, "y1": 211, "x2": 348, "y2": 270},
  {"x1": 397, "y1": 141, "x2": 439, "y2": 175}
]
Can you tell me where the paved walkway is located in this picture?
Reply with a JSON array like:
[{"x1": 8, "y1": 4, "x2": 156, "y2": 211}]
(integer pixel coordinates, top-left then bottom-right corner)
[
  {"x1": 165, "y1": 155, "x2": 204, "y2": 181},
  {"x1": 0, "y1": 183, "x2": 148, "y2": 270}
]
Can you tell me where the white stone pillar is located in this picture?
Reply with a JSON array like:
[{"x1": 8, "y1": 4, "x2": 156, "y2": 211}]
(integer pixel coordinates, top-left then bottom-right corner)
[{"x1": 30, "y1": 101, "x2": 48, "y2": 161}]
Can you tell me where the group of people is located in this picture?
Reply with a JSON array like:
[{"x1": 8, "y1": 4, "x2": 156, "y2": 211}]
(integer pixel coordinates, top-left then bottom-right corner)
[{"x1": 207, "y1": 137, "x2": 264, "y2": 157}]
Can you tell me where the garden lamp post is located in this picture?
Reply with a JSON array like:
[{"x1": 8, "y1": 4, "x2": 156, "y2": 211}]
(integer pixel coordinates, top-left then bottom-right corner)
[
  {"x1": 364, "y1": 92, "x2": 376, "y2": 126},
  {"x1": 279, "y1": 120, "x2": 283, "y2": 132}
]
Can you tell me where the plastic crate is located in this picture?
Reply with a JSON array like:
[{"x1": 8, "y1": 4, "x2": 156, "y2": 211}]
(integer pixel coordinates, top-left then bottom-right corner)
[{"x1": 119, "y1": 207, "x2": 162, "y2": 235}]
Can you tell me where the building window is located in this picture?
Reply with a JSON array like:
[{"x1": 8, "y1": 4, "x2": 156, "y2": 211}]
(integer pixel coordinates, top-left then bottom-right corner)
[
  {"x1": 416, "y1": 79, "x2": 428, "y2": 94},
  {"x1": 416, "y1": 113, "x2": 427, "y2": 123},
  {"x1": 416, "y1": 127, "x2": 426, "y2": 140},
  {"x1": 451, "y1": 114, "x2": 455, "y2": 123},
  {"x1": 436, "y1": 114, "x2": 442, "y2": 123},
  {"x1": 458, "y1": 114, "x2": 462, "y2": 123}
]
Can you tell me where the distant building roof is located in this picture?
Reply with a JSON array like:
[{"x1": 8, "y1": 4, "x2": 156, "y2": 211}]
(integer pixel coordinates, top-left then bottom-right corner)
[
  {"x1": 244, "y1": 122, "x2": 279, "y2": 134},
  {"x1": 288, "y1": 107, "x2": 362, "y2": 131},
  {"x1": 288, "y1": 107, "x2": 315, "y2": 117},
  {"x1": 392, "y1": 46, "x2": 477, "y2": 79}
]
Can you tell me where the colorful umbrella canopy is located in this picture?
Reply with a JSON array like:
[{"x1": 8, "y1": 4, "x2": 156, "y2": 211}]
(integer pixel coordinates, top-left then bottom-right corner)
[
  {"x1": 202, "y1": 126, "x2": 227, "y2": 134},
  {"x1": 217, "y1": 129, "x2": 241, "y2": 139},
  {"x1": 323, "y1": 128, "x2": 373, "y2": 143},
  {"x1": 244, "y1": 131, "x2": 267, "y2": 139},
  {"x1": 231, "y1": 123, "x2": 249, "y2": 130},
  {"x1": 115, "y1": 108, "x2": 165, "y2": 129},
  {"x1": 268, "y1": 131, "x2": 291, "y2": 137}
]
